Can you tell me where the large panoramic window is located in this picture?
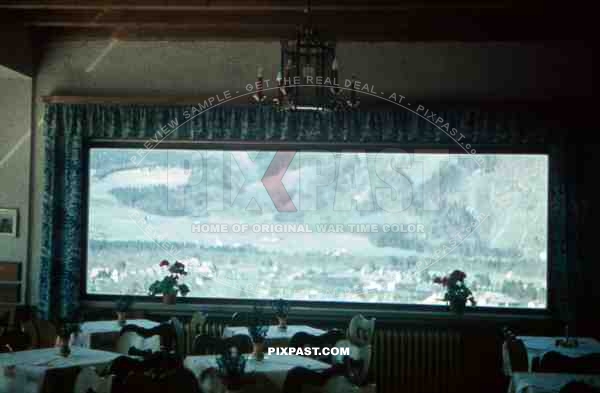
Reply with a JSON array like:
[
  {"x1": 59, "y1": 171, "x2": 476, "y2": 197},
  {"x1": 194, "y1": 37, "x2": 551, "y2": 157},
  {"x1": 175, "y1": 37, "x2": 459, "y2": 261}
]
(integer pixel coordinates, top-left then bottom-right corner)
[{"x1": 86, "y1": 147, "x2": 549, "y2": 308}]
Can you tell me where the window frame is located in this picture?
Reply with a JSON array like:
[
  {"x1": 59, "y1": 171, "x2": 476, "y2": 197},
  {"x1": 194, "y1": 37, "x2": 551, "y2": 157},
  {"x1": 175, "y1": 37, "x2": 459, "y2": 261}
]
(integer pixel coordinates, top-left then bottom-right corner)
[{"x1": 81, "y1": 139, "x2": 554, "y2": 317}]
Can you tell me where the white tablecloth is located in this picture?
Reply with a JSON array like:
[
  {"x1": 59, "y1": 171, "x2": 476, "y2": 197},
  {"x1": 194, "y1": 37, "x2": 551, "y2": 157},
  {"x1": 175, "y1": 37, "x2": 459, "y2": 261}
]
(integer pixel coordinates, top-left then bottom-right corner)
[
  {"x1": 70, "y1": 319, "x2": 159, "y2": 351},
  {"x1": 510, "y1": 372, "x2": 600, "y2": 393},
  {"x1": 0, "y1": 347, "x2": 121, "y2": 393},
  {"x1": 223, "y1": 325, "x2": 326, "y2": 347},
  {"x1": 184, "y1": 354, "x2": 330, "y2": 390},
  {"x1": 519, "y1": 336, "x2": 600, "y2": 371}
]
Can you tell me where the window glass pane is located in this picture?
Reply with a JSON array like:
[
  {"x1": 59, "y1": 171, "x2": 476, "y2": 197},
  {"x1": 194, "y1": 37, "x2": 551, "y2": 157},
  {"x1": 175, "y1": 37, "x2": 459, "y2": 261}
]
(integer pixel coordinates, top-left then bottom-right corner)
[{"x1": 87, "y1": 148, "x2": 548, "y2": 308}]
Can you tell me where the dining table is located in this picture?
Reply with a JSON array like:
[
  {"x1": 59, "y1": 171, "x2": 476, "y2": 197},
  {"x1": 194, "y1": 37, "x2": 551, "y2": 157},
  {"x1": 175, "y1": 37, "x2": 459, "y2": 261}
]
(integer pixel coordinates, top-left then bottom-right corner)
[
  {"x1": 70, "y1": 319, "x2": 160, "y2": 351},
  {"x1": 503, "y1": 336, "x2": 600, "y2": 374},
  {"x1": 184, "y1": 353, "x2": 330, "y2": 390},
  {"x1": 0, "y1": 347, "x2": 121, "y2": 393},
  {"x1": 509, "y1": 372, "x2": 600, "y2": 393},
  {"x1": 222, "y1": 325, "x2": 326, "y2": 347}
]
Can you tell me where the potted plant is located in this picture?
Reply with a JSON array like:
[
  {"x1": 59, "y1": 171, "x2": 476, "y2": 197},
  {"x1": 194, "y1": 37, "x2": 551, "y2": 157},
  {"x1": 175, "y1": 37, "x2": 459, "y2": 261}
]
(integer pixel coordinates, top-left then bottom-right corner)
[
  {"x1": 55, "y1": 318, "x2": 81, "y2": 357},
  {"x1": 115, "y1": 296, "x2": 134, "y2": 326},
  {"x1": 247, "y1": 305, "x2": 269, "y2": 361},
  {"x1": 433, "y1": 270, "x2": 476, "y2": 314},
  {"x1": 148, "y1": 260, "x2": 190, "y2": 304},
  {"x1": 216, "y1": 347, "x2": 247, "y2": 391},
  {"x1": 272, "y1": 298, "x2": 290, "y2": 330}
]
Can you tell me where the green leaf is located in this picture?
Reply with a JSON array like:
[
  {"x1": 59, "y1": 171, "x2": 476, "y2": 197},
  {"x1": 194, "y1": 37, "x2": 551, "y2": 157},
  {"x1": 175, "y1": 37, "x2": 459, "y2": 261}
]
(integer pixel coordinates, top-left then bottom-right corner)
[{"x1": 179, "y1": 284, "x2": 190, "y2": 296}]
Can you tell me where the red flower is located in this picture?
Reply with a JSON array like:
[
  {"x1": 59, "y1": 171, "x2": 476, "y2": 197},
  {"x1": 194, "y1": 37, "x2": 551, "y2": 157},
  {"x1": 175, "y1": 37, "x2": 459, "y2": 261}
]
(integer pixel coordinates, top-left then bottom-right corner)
[
  {"x1": 433, "y1": 276, "x2": 449, "y2": 286},
  {"x1": 159, "y1": 260, "x2": 169, "y2": 267},
  {"x1": 433, "y1": 276, "x2": 442, "y2": 284}
]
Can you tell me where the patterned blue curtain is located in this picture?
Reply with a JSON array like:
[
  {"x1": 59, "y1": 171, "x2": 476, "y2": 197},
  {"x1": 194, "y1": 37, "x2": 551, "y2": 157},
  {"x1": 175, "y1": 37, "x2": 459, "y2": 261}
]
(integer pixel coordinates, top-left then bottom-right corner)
[{"x1": 39, "y1": 103, "x2": 569, "y2": 319}]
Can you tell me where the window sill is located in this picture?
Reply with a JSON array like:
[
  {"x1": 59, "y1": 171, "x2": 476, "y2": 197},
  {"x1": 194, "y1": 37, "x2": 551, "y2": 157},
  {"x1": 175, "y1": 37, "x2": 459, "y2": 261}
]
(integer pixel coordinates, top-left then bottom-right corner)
[{"x1": 81, "y1": 299, "x2": 554, "y2": 329}]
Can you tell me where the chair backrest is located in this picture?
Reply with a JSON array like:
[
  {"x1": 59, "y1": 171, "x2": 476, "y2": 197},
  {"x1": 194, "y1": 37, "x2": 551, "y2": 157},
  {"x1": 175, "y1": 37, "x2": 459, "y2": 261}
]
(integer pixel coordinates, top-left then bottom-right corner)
[
  {"x1": 238, "y1": 372, "x2": 279, "y2": 393},
  {"x1": 0, "y1": 329, "x2": 30, "y2": 352},
  {"x1": 0, "y1": 307, "x2": 15, "y2": 336},
  {"x1": 230, "y1": 311, "x2": 249, "y2": 327},
  {"x1": 115, "y1": 330, "x2": 161, "y2": 355},
  {"x1": 192, "y1": 334, "x2": 222, "y2": 355},
  {"x1": 190, "y1": 311, "x2": 207, "y2": 336},
  {"x1": 21, "y1": 318, "x2": 57, "y2": 349},
  {"x1": 192, "y1": 334, "x2": 253, "y2": 355},
  {"x1": 115, "y1": 367, "x2": 199, "y2": 393},
  {"x1": 108, "y1": 352, "x2": 185, "y2": 392},
  {"x1": 503, "y1": 338, "x2": 528, "y2": 373},
  {"x1": 282, "y1": 366, "x2": 341, "y2": 393},
  {"x1": 223, "y1": 334, "x2": 253, "y2": 354},
  {"x1": 559, "y1": 381, "x2": 600, "y2": 393},
  {"x1": 289, "y1": 329, "x2": 346, "y2": 363},
  {"x1": 199, "y1": 367, "x2": 227, "y2": 393},
  {"x1": 117, "y1": 321, "x2": 176, "y2": 354},
  {"x1": 170, "y1": 317, "x2": 185, "y2": 355},
  {"x1": 347, "y1": 315, "x2": 375, "y2": 346},
  {"x1": 74, "y1": 367, "x2": 114, "y2": 393},
  {"x1": 538, "y1": 351, "x2": 600, "y2": 374}
]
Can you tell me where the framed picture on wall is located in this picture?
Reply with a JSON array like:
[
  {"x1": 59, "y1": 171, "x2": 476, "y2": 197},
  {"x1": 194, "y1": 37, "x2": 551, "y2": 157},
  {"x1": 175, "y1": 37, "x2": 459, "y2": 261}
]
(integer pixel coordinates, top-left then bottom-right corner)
[{"x1": 0, "y1": 209, "x2": 17, "y2": 237}]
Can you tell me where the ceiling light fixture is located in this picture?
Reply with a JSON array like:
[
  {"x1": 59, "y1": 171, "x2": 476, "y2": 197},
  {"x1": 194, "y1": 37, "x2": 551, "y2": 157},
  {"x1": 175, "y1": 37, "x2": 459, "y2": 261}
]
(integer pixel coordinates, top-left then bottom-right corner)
[{"x1": 251, "y1": 1, "x2": 360, "y2": 112}]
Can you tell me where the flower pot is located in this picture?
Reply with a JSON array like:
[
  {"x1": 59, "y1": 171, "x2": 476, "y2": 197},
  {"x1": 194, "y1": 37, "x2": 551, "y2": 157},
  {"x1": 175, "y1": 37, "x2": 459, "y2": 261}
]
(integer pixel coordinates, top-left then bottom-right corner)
[
  {"x1": 276, "y1": 316, "x2": 287, "y2": 330},
  {"x1": 116, "y1": 311, "x2": 127, "y2": 326},
  {"x1": 163, "y1": 293, "x2": 177, "y2": 305},
  {"x1": 449, "y1": 299, "x2": 467, "y2": 314},
  {"x1": 252, "y1": 342, "x2": 266, "y2": 361}
]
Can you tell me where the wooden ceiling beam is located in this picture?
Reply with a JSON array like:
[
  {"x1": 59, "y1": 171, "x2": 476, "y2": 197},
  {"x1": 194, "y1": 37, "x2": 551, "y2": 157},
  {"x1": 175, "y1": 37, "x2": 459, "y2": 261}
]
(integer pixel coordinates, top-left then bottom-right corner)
[
  {"x1": 2, "y1": 0, "x2": 589, "y2": 42},
  {"x1": 0, "y1": 0, "x2": 521, "y2": 12}
]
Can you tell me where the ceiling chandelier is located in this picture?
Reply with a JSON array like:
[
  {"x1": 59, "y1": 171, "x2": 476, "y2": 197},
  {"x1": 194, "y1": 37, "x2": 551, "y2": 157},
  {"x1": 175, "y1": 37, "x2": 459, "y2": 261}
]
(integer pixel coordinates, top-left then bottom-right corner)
[{"x1": 251, "y1": 2, "x2": 360, "y2": 112}]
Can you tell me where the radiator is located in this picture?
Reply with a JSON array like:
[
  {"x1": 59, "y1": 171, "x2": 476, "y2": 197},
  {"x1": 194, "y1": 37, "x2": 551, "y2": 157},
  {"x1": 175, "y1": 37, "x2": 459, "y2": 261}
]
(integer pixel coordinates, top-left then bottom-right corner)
[
  {"x1": 182, "y1": 319, "x2": 464, "y2": 393},
  {"x1": 183, "y1": 319, "x2": 226, "y2": 354},
  {"x1": 373, "y1": 328, "x2": 464, "y2": 393}
]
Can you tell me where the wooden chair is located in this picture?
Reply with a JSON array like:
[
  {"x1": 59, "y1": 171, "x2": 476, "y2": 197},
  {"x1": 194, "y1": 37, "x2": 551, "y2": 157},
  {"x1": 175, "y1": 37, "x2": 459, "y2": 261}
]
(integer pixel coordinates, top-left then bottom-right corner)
[
  {"x1": 192, "y1": 333, "x2": 253, "y2": 355},
  {"x1": 199, "y1": 367, "x2": 278, "y2": 393},
  {"x1": 559, "y1": 381, "x2": 600, "y2": 393},
  {"x1": 114, "y1": 367, "x2": 199, "y2": 393},
  {"x1": 230, "y1": 311, "x2": 249, "y2": 327},
  {"x1": 198, "y1": 367, "x2": 227, "y2": 393},
  {"x1": 190, "y1": 311, "x2": 207, "y2": 336},
  {"x1": 115, "y1": 329, "x2": 161, "y2": 355},
  {"x1": 20, "y1": 318, "x2": 57, "y2": 349},
  {"x1": 289, "y1": 329, "x2": 346, "y2": 364},
  {"x1": 171, "y1": 317, "x2": 185, "y2": 355},
  {"x1": 537, "y1": 351, "x2": 600, "y2": 374},
  {"x1": 117, "y1": 318, "x2": 181, "y2": 355},
  {"x1": 74, "y1": 367, "x2": 114, "y2": 393},
  {"x1": 503, "y1": 338, "x2": 528, "y2": 373},
  {"x1": 0, "y1": 307, "x2": 15, "y2": 336},
  {"x1": 282, "y1": 366, "x2": 346, "y2": 393},
  {"x1": 108, "y1": 352, "x2": 184, "y2": 391},
  {"x1": 237, "y1": 373, "x2": 279, "y2": 393},
  {"x1": 0, "y1": 328, "x2": 30, "y2": 352}
]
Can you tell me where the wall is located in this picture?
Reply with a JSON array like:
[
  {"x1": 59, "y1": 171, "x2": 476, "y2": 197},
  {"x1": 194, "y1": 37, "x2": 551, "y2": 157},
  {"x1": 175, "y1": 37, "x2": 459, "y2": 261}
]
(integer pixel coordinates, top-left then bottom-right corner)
[
  {"x1": 0, "y1": 19, "x2": 33, "y2": 306},
  {"x1": 28, "y1": 39, "x2": 594, "y2": 305},
  {"x1": 0, "y1": 21, "x2": 33, "y2": 78},
  {"x1": 0, "y1": 74, "x2": 32, "y2": 304},
  {"x1": 34, "y1": 40, "x2": 593, "y2": 100}
]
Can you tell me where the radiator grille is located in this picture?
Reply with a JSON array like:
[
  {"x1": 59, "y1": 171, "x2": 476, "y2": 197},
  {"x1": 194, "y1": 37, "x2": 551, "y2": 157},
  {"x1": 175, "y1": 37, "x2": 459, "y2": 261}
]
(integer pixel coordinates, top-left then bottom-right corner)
[
  {"x1": 373, "y1": 328, "x2": 464, "y2": 393},
  {"x1": 180, "y1": 318, "x2": 463, "y2": 393},
  {"x1": 183, "y1": 319, "x2": 226, "y2": 354}
]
